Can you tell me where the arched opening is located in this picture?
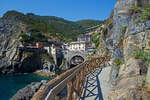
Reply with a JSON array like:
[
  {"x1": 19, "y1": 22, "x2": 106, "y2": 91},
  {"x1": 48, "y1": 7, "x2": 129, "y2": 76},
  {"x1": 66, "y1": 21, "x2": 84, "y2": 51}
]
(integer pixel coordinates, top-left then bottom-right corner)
[{"x1": 70, "y1": 55, "x2": 84, "y2": 68}]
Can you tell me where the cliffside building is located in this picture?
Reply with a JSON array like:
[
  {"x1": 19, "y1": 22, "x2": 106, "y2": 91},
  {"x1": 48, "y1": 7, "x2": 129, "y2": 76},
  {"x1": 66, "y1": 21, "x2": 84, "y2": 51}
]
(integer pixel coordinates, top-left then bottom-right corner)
[
  {"x1": 77, "y1": 34, "x2": 92, "y2": 43},
  {"x1": 63, "y1": 41, "x2": 86, "y2": 52}
]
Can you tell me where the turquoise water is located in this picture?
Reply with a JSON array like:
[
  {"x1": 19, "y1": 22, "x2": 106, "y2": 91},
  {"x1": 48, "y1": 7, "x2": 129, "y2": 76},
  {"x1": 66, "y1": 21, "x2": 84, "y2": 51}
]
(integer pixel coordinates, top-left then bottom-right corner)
[{"x1": 0, "y1": 74, "x2": 51, "y2": 100}]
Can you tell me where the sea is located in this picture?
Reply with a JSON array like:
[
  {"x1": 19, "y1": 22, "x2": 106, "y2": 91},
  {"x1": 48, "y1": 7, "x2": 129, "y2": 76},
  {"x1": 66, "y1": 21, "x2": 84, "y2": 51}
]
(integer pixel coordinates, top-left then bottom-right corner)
[{"x1": 0, "y1": 74, "x2": 51, "y2": 100}]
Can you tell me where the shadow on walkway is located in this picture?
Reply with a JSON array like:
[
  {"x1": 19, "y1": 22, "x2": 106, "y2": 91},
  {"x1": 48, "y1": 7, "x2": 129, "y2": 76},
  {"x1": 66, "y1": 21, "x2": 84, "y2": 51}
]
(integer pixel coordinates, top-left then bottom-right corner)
[{"x1": 81, "y1": 68, "x2": 103, "y2": 100}]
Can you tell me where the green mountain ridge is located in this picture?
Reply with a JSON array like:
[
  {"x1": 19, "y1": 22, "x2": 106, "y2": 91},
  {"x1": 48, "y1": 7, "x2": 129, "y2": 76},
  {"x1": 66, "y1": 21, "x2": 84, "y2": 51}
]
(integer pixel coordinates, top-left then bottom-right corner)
[
  {"x1": 76, "y1": 20, "x2": 104, "y2": 29},
  {"x1": 2, "y1": 10, "x2": 104, "y2": 42}
]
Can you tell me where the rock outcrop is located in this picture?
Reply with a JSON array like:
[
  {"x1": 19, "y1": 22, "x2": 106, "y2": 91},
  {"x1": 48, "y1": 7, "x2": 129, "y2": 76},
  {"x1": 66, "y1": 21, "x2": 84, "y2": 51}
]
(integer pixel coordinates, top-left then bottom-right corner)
[
  {"x1": 98, "y1": 0, "x2": 150, "y2": 99},
  {"x1": 146, "y1": 66, "x2": 150, "y2": 90},
  {"x1": 0, "y1": 13, "x2": 55, "y2": 74},
  {"x1": 0, "y1": 16, "x2": 25, "y2": 74},
  {"x1": 11, "y1": 80, "x2": 48, "y2": 100}
]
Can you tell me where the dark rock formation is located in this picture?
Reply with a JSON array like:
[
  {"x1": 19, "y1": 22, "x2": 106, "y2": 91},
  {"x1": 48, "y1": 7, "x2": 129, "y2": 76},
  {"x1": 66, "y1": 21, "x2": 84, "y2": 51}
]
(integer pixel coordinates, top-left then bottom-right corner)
[
  {"x1": 11, "y1": 80, "x2": 48, "y2": 100},
  {"x1": 0, "y1": 16, "x2": 25, "y2": 74},
  {"x1": 0, "y1": 13, "x2": 55, "y2": 74}
]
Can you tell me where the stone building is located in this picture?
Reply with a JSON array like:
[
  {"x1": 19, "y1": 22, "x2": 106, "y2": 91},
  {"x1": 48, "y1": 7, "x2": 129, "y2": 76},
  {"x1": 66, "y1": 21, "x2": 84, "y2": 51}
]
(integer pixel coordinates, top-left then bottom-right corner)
[{"x1": 63, "y1": 41, "x2": 86, "y2": 52}]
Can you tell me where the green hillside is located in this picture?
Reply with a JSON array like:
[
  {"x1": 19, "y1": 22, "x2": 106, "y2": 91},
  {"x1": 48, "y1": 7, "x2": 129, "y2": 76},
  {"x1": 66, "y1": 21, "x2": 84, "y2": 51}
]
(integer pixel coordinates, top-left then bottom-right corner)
[
  {"x1": 2, "y1": 10, "x2": 104, "y2": 42},
  {"x1": 76, "y1": 20, "x2": 104, "y2": 29}
]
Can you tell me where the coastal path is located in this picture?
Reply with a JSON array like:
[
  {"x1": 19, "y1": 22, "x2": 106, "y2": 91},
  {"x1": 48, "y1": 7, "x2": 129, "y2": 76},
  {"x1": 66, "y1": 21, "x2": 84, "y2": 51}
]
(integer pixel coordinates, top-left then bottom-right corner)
[{"x1": 31, "y1": 55, "x2": 110, "y2": 100}]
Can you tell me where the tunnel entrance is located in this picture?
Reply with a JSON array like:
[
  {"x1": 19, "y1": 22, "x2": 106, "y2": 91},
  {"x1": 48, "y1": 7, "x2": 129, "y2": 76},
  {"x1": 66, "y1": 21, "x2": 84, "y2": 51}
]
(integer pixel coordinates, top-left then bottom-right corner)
[{"x1": 70, "y1": 56, "x2": 84, "y2": 68}]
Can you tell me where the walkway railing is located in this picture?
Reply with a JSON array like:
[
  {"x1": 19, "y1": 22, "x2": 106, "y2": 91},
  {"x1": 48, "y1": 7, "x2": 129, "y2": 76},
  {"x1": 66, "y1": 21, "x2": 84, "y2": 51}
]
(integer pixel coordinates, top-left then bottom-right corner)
[{"x1": 31, "y1": 56, "x2": 110, "y2": 100}]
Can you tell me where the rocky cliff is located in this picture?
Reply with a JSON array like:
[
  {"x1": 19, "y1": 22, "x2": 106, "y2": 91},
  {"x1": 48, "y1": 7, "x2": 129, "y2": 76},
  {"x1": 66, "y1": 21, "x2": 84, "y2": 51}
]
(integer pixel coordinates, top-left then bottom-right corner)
[
  {"x1": 98, "y1": 0, "x2": 150, "y2": 99},
  {"x1": 11, "y1": 80, "x2": 48, "y2": 100},
  {"x1": 0, "y1": 16, "x2": 55, "y2": 74},
  {"x1": 0, "y1": 16, "x2": 24, "y2": 74}
]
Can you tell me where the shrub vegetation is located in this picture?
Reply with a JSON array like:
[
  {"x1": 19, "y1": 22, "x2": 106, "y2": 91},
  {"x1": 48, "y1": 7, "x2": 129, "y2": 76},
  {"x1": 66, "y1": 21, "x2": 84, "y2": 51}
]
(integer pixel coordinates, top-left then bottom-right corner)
[
  {"x1": 133, "y1": 50, "x2": 150, "y2": 66},
  {"x1": 130, "y1": 4, "x2": 150, "y2": 22},
  {"x1": 3, "y1": 11, "x2": 104, "y2": 42}
]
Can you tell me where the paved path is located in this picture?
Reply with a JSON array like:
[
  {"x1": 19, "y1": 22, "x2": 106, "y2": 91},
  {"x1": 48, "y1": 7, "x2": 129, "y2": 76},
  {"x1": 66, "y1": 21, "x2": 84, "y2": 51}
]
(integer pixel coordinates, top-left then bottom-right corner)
[{"x1": 81, "y1": 67, "x2": 111, "y2": 100}]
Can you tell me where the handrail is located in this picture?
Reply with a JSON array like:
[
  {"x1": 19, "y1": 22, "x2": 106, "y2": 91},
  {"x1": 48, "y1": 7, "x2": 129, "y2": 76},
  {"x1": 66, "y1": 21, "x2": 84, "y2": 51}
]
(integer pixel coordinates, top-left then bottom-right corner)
[
  {"x1": 31, "y1": 56, "x2": 110, "y2": 100},
  {"x1": 31, "y1": 62, "x2": 88, "y2": 100},
  {"x1": 45, "y1": 62, "x2": 88, "y2": 100}
]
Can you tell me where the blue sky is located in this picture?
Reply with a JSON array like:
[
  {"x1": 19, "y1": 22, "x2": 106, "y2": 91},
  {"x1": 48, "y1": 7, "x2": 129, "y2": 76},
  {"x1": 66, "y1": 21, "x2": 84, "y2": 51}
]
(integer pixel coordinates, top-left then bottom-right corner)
[{"x1": 0, "y1": 0, "x2": 116, "y2": 21}]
